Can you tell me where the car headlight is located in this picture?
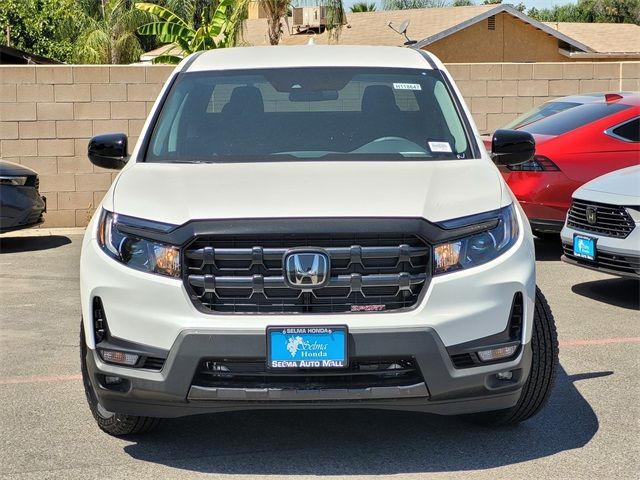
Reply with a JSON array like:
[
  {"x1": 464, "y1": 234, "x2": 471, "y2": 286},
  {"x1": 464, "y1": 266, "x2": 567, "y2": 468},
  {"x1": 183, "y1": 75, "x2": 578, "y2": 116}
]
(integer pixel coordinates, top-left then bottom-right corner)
[
  {"x1": 433, "y1": 204, "x2": 519, "y2": 275},
  {"x1": 97, "y1": 210, "x2": 181, "y2": 278},
  {"x1": 0, "y1": 175, "x2": 28, "y2": 186}
]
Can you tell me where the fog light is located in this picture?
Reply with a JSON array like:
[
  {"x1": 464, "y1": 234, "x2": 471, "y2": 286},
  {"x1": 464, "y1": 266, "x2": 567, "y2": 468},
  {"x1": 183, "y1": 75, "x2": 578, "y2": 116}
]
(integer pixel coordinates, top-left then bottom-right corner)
[
  {"x1": 496, "y1": 371, "x2": 513, "y2": 381},
  {"x1": 477, "y1": 345, "x2": 518, "y2": 362},
  {"x1": 104, "y1": 375, "x2": 123, "y2": 385},
  {"x1": 100, "y1": 349, "x2": 139, "y2": 366}
]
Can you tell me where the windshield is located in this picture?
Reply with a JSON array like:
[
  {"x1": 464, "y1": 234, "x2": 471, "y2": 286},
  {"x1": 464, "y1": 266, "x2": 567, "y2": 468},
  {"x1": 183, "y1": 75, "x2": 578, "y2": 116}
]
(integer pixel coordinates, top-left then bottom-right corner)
[
  {"x1": 503, "y1": 101, "x2": 581, "y2": 130},
  {"x1": 145, "y1": 68, "x2": 475, "y2": 163}
]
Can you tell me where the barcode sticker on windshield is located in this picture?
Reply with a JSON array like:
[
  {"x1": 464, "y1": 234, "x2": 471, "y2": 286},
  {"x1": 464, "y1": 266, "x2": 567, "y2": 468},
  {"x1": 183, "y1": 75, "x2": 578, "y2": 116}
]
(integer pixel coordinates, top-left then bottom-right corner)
[
  {"x1": 393, "y1": 83, "x2": 421, "y2": 91},
  {"x1": 428, "y1": 141, "x2": 452, "y2": 153}
]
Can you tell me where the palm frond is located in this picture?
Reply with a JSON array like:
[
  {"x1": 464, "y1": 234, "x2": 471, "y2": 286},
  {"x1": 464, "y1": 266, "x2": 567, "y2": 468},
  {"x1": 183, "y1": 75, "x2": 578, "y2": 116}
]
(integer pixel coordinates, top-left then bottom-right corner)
[
  {"x1": 134, "y1": 2, "x2": 189, "y2": 27},
  {"x1": 138, "y1": 21, "x2": 195, "y2": 43}
]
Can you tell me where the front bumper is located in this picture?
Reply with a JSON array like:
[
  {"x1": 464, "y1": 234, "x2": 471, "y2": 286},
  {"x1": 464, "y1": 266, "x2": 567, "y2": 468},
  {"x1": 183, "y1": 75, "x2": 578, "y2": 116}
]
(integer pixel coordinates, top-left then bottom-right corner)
[
  {"x1": 0, "y1": 185, "x2": 46, "y2": 232},
  {"x1": 86, "y1": 328, "x2": 531, "y2": 417},
  {"x1": 561, "y1": 224, "x2": 640, "y2": 279}
]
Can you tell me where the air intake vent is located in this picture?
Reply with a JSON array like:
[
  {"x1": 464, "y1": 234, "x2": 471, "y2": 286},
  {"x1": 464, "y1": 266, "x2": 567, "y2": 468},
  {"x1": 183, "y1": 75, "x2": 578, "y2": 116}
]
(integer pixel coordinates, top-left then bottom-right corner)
[
  {"x1": 92, "y1": 297, "x2": 106, "y2": 343},
  {"x1": 509, "y1": 292, "x2": 524, "y2": 341},
  {"x1": 141, "y1": 357, "x2": 165, "y2": 371},
  {"x1": 488, "y1": 15, "x2": 496, "y2": 30},
  {"x1": 193, "y1": 358, "x2": 423, "y2": 390},
  {"x1": 450, "y1": 353, "x2": 477, "y2": 369}
]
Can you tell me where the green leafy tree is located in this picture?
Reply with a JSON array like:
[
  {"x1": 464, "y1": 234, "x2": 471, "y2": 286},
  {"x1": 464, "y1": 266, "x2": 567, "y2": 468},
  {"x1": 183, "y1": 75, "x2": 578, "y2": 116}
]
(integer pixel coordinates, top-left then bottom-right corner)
[
  {"x1": 74, "y1": 0, "x2": 150, "y2": 64},
  {"x1": 452, "y1": 0, "x2": 475, "y2": 5},
  {"x1": 135, "y1": 0, "x2": 235, "y2": 63},
  {"x1": 528, "y1": 0, "x2": 639, "y2": 24},
  {"x1": 0, "y1": 0, "x2": 82, "y2": 62},
  {"x1": 351, "y1": 2, "x2": 377, "y2": 12}
]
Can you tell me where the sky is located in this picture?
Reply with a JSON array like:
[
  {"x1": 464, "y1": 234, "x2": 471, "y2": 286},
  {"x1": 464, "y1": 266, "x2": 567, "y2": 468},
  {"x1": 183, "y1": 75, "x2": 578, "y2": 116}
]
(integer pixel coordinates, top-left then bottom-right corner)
[{"x1": 343, "y1": 1, "x2": 575, "y2": 10}]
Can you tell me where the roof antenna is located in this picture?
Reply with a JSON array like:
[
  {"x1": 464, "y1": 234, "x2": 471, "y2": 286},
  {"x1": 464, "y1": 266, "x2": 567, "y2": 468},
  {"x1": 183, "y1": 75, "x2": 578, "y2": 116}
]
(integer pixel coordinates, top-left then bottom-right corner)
[{"x1": 388, "y1": 19, "x2": 417, "y2": 46}]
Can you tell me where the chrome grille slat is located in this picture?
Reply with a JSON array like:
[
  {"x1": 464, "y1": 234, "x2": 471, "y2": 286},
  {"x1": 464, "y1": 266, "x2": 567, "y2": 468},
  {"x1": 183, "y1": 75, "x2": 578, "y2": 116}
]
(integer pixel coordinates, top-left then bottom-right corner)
[
  {"x1": 567, "y1": 199, "x2": 635, "y2": 238},
  {"x1": 184, "y1": 233, "x2": 431, "y2": 314},
  {"x1": 189, "y1": 272, "x2": 426, "y2": 293}
]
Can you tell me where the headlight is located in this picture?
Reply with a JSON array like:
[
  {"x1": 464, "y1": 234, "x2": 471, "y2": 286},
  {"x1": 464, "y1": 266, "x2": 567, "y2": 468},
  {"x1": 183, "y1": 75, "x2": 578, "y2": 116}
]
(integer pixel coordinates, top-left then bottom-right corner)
[
  {"x1": 97, "y1": 210, "x2": 181, "y2": 278},
  {"x1": 0, "y1": 175, "x2": 28, "y2": 186},
  {"x1": 433, "y1": 204, "x2": 519, "y2": 275}
]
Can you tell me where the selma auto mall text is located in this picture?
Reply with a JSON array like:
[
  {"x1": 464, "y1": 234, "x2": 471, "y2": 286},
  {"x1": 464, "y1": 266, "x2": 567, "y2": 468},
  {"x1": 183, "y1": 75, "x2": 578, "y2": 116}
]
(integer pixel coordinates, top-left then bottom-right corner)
[{"x1": 271, "y1": 360, "x2": 345, "y2": 368}]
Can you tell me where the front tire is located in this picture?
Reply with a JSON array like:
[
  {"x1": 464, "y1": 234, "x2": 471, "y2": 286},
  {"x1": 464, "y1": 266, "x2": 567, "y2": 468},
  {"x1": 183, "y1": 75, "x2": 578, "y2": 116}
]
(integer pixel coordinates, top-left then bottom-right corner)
[
  {"x1": 466, "y1": 286, "x2": 559, "y2": 425},
  {"x1": 80, "y1": 321, "x2": 160, "y2": 436}
]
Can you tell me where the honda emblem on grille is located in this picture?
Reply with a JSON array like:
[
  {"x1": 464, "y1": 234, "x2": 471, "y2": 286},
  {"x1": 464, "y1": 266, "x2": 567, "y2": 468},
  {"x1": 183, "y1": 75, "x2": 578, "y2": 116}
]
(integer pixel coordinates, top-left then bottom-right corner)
[
  {"x1": 585, "y1": 206, "x2": 598, "y2": 225},
  {"x1": 283, "y1": 250, "x2": 330, "y2": 289}
]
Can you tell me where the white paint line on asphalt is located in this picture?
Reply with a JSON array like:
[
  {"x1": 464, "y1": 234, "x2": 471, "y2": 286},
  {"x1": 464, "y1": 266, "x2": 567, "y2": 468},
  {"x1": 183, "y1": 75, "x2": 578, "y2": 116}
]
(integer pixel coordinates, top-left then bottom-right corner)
[
  {"x1": 560, "y1": 337, "x2": 640, "y2": 347},
  {"x1": 0, "y1": 227, "x2": 86, "y2": 238},
  {"x1": 0, "y1": 374, "x2": 82, "y2": 385}
]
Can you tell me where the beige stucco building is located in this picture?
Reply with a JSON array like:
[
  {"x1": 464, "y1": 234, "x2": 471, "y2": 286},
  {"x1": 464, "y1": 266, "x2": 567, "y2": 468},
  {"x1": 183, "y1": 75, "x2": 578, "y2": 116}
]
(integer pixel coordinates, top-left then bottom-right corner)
[{"x1": 241, "y1": 4, "x2": 640, "y2": 63}]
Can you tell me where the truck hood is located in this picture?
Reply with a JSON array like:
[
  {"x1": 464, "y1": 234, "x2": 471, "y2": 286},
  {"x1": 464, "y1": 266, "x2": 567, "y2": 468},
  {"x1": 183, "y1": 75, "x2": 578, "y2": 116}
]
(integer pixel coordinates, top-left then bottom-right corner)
[
  {"x1": 112, "y1": 160, "x2": 507, "y2": 226},
  {"x1": 575, "y1": 164, "x2": 640, "y2": 204}
]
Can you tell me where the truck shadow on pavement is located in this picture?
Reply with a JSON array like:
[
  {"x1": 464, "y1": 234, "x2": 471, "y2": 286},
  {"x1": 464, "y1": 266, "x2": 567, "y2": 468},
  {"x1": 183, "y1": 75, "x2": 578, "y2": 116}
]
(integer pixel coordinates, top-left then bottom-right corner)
[
  {"x1": 0, "y1": 235, "x2": 71, "y2": 253},
  {"x1": 534, "y1": 238, "x2": 564, "y2": 262},
  {"x1": 124, "y1": 365, "x2": 607, "y2": 474},
  {"x1": 572, "y1": 278, "x2": 640, "y2": 310}
]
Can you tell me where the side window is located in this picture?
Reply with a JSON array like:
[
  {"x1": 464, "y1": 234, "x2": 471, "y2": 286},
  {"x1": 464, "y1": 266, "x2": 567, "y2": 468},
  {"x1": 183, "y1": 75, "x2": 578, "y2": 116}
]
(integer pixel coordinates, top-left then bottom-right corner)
[
  {"x1": 609, "y1": 117, "x2": 640, "y2": 143},
  {"x1": 151, "y1": 86, "x2": 188, "y2": 156}
]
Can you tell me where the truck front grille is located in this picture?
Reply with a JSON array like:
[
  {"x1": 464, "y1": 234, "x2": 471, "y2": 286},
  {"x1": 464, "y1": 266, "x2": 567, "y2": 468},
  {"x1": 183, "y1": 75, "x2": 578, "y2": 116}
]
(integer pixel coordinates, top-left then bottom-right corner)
[
  {"x1": 184, "y1": 233, "x2": 430, "y2": 314},
  {"x1": 567, "y1": 199, "x2": 635, "y2": 238}
]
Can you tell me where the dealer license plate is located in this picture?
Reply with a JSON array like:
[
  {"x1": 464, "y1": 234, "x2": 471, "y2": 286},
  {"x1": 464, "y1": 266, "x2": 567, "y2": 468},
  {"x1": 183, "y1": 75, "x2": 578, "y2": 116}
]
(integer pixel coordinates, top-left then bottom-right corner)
[
  {"x1": 267, "y1": 326, "x2": 348, "y2": 369},
  {"x1": 573, "y1": 234, "x2": 596, "y2": 261}
]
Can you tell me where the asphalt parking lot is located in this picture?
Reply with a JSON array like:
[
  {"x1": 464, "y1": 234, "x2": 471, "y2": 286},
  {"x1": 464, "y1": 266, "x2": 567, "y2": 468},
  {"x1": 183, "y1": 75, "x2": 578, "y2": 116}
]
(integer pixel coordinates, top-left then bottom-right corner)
[{"x1": 0, "y1": 233, "x2": 638, "y2": 480}]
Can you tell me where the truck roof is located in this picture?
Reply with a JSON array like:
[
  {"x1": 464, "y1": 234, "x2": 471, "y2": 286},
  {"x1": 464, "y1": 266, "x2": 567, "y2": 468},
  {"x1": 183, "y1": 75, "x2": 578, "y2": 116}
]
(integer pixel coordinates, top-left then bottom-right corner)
[{"x1": 183, "y1": 45, "x2": 435, "y2": 72}]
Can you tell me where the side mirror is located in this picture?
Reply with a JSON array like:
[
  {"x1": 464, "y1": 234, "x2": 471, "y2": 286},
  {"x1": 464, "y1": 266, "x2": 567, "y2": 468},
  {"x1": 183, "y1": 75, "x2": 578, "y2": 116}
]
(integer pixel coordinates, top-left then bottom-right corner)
[
  {"x1": 88, "y1": 133, "x2": 129, "y2": 170},
  {"x1": 491, "y1": 129, "x2": 535, "y2": 166}
]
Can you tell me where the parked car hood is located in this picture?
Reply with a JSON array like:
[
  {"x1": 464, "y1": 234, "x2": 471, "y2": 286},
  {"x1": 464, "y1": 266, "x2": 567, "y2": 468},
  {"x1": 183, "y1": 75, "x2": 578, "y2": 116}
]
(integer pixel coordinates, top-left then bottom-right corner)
[
  {"x1": 574, "y1": 165, "x2": 640, "y2": 204},
  {"x1": 0, "y1": 160, "x2": 38, "y2": 177},
  {"x1": 111, "y1": 160, "x2": 507, "y2": 226}
]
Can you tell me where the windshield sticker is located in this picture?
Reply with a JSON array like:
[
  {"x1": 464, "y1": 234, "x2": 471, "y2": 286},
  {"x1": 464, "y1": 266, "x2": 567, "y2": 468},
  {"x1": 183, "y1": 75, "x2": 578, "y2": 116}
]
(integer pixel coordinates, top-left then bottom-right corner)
[
  {"x1": 393, "y1": 83, "x2": 421, "y2": 91},
  {"x1": 428, "y1": 141, "x2": 453, "y2": 153}
]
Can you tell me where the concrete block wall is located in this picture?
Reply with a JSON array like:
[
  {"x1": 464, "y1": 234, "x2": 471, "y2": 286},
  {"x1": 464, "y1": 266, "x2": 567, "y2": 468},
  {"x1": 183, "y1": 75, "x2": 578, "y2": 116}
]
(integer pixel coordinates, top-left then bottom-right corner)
[
  {"x1": 0, "y1": 62, "x2": 638, "y2": 228},
  {"x1": 0, "y1": 65, "x2": 174, "y2": 227}
]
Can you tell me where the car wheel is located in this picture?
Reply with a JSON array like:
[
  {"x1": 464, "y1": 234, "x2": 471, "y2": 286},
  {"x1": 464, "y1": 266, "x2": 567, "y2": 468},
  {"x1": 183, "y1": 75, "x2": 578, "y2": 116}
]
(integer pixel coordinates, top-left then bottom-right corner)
[
  {"x1": 80, "y1": 320, "x2": 160, "y2": 436},
  {"x1": 465, "y1": 286, "x2": 559, "y2": 425}
]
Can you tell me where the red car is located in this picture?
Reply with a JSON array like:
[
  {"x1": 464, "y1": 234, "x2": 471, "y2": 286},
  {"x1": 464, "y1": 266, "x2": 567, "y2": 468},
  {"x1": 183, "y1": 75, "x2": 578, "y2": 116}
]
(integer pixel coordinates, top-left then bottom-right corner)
[{"x1": 486, "y1": 93, "x2": 640, "y2": 237}]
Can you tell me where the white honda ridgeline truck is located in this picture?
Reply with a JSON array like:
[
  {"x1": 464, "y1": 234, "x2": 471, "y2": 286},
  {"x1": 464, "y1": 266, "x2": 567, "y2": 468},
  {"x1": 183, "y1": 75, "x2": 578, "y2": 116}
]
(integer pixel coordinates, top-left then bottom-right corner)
[{"x1": 80, "y1": 45, "x2": 558, "y2": 436}]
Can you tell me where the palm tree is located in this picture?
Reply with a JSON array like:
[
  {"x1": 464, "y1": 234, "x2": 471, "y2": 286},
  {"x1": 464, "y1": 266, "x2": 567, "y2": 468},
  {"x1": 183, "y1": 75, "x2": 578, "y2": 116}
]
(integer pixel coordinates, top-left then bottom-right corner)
[
  {"x1": 233, "y1": 0, "x2": 346, "y2": 46},
  {"x1": 74, "y1": 0, "x2": 150, "y2": 64},
  {"x1": 350, "y1": 2, "x2": 377, "y2": 12}
]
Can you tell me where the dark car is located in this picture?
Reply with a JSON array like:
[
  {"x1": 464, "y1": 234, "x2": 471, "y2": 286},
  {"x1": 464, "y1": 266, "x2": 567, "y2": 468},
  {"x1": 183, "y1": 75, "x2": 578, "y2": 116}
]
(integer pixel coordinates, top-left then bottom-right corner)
[{"x1": 0, "y1": 161, "x2": 46, "y2": 232}]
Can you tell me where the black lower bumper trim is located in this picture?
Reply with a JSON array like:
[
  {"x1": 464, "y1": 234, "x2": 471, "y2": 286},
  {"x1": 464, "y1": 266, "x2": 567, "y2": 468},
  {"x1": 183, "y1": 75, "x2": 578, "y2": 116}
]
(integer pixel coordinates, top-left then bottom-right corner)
[
  {"x1": 530, "y1": 219, "x2": 564, "y2": 234},
  {"x1": 85, "y1": 327, "x2": 531, "y2": 418}
]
